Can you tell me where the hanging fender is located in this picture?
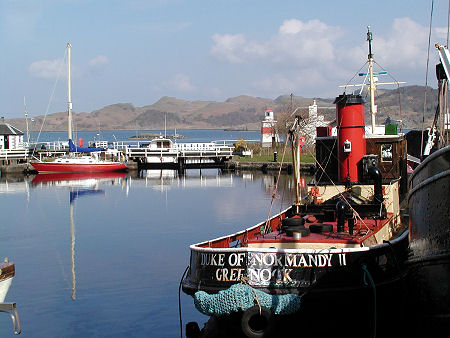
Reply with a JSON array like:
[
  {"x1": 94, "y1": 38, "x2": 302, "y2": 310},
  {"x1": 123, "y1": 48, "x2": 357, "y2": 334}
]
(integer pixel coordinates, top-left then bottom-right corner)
[{"x1": 241, "y1": 305, "x2": 274, "y2": 338}]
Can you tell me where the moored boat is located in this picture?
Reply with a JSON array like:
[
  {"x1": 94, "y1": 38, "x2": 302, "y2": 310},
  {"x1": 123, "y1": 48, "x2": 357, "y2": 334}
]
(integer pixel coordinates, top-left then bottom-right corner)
[
  {"x1": 405, "y1": 43, "x2": 450, "y2": 333},
  {"x1": 182, "y1": 28, "x2": 409, "y2": 337},
  {"x1": 0, "y1": 258, "x2": 21, "y2": 335},
  {"x1": 30, "y1": 43, "x2": 127, "y2": 174},
  {"x1": 31, "y1": 153, "x2": 128, "y2": 173},
  {"x1": 0, "y1": 258, "x2": 14, "y2": 303}
]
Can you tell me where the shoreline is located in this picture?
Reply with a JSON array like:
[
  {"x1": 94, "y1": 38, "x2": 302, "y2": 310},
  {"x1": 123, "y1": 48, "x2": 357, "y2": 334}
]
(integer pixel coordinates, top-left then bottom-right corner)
[
  {"x1": 1, "y1": 161, "x2": 315, "y2": 175},
  {"x1": 223, "y1": 161, "x2": 315, "y2": 173}
]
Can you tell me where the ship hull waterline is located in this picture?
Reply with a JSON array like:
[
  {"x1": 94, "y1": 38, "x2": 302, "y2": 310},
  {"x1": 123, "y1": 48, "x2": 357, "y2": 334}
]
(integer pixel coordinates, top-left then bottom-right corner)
[
  {"x1": 406, "y1": 145, "x2": 450, "y2": 328},
  {"x1": 30, "y1": 162, "x2": 128, "y2": 173},
  {"x1": 182, "y1": 205, "x2": 409, "y2": 297}
]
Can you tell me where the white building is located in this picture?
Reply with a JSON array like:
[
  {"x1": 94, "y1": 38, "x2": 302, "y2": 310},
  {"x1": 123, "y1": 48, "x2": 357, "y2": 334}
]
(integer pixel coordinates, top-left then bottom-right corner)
[
  {"x1": 261, "y1": 109, "x2": 280, "y2": 147},
  {"x1": 0, "y1": 118, "x2": 24, "y2": 150},
  {"x1": 300, "y1": 100, "x2": 332, "y2": 144}
]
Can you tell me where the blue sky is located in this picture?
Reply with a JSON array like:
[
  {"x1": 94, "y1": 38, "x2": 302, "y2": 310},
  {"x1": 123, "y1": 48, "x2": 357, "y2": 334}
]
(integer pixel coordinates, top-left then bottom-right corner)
[{"x1": 0, "y1": 0, "x2": 449, "y2": 118}]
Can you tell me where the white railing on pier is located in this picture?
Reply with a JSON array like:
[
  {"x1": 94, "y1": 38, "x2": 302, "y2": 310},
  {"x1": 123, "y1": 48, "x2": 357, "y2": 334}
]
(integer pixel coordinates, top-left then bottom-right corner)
[
  {"x1": 111, "y1": 139, "x2": 258, "y2": 150},
  {"x1": 122, "y1": 141, "x2": 234, "y2": 159},
  {"x1": 26, "y1": 141, "x2": 69, "y2": 151},
  {"x1": 0, "y1": 148, "x2": 28, "y2": 160}
]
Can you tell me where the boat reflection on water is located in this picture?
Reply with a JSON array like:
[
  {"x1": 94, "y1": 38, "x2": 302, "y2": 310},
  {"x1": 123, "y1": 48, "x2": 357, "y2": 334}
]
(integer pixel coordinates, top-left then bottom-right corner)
[
  {"x1": 32, "y1": 172, "x2": 127, "y2": 187},
  {"x1": 139, "y1": 169, "x2": 235, "y2": 191},
  {"x1": 31, "y1": 172, "x2": 127, "y2": 300}
]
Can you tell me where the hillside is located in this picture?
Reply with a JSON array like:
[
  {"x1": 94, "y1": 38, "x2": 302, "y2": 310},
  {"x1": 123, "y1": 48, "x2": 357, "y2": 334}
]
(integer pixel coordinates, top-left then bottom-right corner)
[{"x1": 5, "y1": 86, "x2": 437, "y2": 132}]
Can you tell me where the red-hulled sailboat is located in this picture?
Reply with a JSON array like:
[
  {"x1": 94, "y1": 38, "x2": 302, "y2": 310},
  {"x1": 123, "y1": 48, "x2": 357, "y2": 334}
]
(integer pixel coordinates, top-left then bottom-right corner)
[{"x1": 30, "y1": 43, "x2": 127, "y2": 174}]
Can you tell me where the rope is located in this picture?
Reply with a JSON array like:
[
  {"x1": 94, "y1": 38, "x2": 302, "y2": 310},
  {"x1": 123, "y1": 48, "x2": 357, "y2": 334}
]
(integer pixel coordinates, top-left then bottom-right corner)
[
  {"x1": 178, "y1": 266, "x2": 189, "y2": 338},
  {"x1": 341, "y1": 61, "x2": 370, "y2": 93},
  {"x1": 372, "y1": 60, "x2": 405, "y2": 132},
  {"x1": 31, "y1": 47, "x2": 67, "y2": 158},
  {"x1": 362, "y1": 264, "x2": 377, "y2": 338},
  {"x1": 263, "y1": 120, "x2": 294, "y2": 234},
  {"x1": 421, "y1": 0, "x2": 434, "y2": 160},
  {"x1": 305, "y1": 146, "x2": 370, "y2": 233},
  {"x1": 240, "y1": 275, "x2": 262, "y2": 314}
]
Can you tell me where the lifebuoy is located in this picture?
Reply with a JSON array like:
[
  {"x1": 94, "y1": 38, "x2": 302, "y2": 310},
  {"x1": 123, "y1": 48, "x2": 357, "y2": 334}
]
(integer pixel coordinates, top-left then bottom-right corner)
[{"x1": 241, "y1": 306, "x2": 274, "y2": 338}]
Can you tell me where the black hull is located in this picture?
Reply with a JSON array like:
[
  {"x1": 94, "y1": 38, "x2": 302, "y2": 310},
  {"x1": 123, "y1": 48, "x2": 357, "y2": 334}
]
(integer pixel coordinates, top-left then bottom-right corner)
[
  {"x1": 182, "y1": 230, "x2": 409, "y2": 297},
  {"x1": 406, "y1": 145, "x2": 450, "y2": 329},
  {"x1": 191, "y1": 275, "x2": 408, "y2": 338}
]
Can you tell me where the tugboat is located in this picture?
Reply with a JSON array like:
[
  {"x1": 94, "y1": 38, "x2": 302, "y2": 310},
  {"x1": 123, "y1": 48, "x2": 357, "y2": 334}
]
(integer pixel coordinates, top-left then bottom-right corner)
[
  {"x1": 182, "y1": 28, "x2": 409, "y2": 338},
  {"x1": 405, "y1": 43, "x2": 450, "y2": 334}
]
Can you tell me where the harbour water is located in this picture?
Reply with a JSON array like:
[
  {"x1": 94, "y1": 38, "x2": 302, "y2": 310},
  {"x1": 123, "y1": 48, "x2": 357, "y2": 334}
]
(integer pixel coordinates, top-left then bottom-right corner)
[
  {"x1": 28, "y1": 129, "x2": 261, "y2": 145},
  {"x1": 0, "y1": 167, "x2": 299, "y2": 337}
]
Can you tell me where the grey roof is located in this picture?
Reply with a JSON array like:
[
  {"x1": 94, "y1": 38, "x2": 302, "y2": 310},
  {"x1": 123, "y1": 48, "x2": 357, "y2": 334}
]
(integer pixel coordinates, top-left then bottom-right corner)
[{"x1": 0, "y1": 123, "x2": 24, "y2": 136}]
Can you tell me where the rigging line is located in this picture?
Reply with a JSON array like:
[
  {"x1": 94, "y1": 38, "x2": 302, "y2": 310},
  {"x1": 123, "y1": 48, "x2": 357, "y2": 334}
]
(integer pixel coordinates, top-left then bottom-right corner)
[
  {"x1": 448, "y1": 0, "x2": 450, "y2": 47},
  {"x1": 341, "y1": 61, "x2": 369, "y2": 92},
  {"x1": 178, "y1": 266, "x2": 189, "y2": 338},
  {"x1": 263, "y1": 122, "x2": 293, "y2": 234},
  {"x1": 421, "y1": 0, "x2": 435, "y2": 160},
  {"x1": 372, "y1": 60, "x2": 405, "y2": 130},
  {"x1": 32, "y1": 48, "x2": 67, "y2": 157},
  {"x1": 303, "y1": 144, "x2": 370, "y2": 232},
  {"x1": 316, "y1": 135, "x2": 338, "y2": 183}
]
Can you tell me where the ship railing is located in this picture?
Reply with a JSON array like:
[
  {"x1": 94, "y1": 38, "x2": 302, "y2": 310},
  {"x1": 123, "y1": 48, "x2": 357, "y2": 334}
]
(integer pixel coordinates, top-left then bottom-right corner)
[
  {"x1": 26, "y1": 141, "x2": 69, "y2": 151},
  {"x1": 212, "y1": 139, "x2": 260, "y2": 147},
  {"x1": 0, "y1": 302, "x2": 21, "y2": 335}
]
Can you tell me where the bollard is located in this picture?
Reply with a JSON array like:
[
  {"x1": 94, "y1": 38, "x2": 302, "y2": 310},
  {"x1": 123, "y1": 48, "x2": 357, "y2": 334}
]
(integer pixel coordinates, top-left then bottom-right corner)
[{"x1": 273, "y1": 151, "x2": 277, "y2": 162}]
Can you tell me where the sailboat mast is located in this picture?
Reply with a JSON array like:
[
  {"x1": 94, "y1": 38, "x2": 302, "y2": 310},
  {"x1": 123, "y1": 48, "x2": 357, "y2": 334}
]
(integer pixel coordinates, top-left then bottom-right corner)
[
  {"x1": 367, "y1": 27, "x2": 377, "y2": 134},
  {"x1": 24, "y1": 96, "x2": 30, "y2": 144},
  {"x1": 67, "y1": 43, "x2": 73, "y2": 141}
]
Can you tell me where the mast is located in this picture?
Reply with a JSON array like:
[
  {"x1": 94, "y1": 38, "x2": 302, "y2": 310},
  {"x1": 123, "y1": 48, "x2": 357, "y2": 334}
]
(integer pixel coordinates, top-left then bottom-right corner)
[
  {"x1": 367, "y1": 27, "x2": 377, "y2": 134},
  {"x1": 339, "y1": 28, "x2": 405, "y2": 132},
  {"x1": 24, "y1": 97, "x2": 30, "y2": 144},
  {"x1": 67, "y1": 43, "x2": 73, "y2": 141},
  {"x1": 70, "y1": 192, "x2": 76, "y2": 300},
  {"x1": 290, "y1": 116, "x2": 301, "y2": 213}
]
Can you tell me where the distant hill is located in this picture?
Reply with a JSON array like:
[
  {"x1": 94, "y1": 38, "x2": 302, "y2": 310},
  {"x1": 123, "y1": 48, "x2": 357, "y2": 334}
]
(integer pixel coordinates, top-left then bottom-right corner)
[{"x1": 5, "y1": 86, "x2": 437, "y2": 132}]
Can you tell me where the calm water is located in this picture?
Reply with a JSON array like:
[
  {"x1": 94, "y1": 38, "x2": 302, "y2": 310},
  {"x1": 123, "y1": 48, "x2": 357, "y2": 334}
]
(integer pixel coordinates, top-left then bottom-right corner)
[
  {"x1": 29, "y1": 129, "x2": 261, "y2": 144},
  {"x1": 0, "y1": 169, "x2": 297, "y2": 337}
]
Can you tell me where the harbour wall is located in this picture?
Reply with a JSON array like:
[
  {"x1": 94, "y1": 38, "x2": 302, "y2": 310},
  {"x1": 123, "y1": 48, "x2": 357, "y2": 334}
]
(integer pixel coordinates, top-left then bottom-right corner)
[
  {"x1": 223, "y1": 161, "x2": 315, "y2": 174},
  {"x1": 1, "y1": 160, "x2": 315, "y2": 175}
]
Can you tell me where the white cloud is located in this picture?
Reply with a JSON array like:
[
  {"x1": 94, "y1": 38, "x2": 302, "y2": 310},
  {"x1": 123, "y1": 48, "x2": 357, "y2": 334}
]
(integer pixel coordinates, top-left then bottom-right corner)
[
  {"x1": 210, "y1": 33, "x2": 247, "y2": 63},
  {"x1": 88, "y1": 55, "x2": 109, "y2": 67},
  {"x1": 211, "y1": 19, "x2": 341, "y2": 66},
  {"x1": 28, "y1": 59, "x2": 65, "y2": 79},
  {"x1": 165, "y1": 73, "x2": 196, "y2": 92},
  {"x1": 371, "y1": 18, "x2": 429, "y2": 69},
  {"x1": 210, "y1": 17, "x2": 443, "y2": 97}
]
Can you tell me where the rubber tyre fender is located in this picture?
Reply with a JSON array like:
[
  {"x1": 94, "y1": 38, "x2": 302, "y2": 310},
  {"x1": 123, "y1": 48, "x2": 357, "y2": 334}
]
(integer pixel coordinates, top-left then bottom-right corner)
[
  {"x1": 309, "y1": 223, "x2": 333, "y2": 233},
  {"x1": 241, "y1": 305, "x2": 274, "y2": 338},
  {"x1": 281, "y1": 217, "x2": 305, "y2": 228}
]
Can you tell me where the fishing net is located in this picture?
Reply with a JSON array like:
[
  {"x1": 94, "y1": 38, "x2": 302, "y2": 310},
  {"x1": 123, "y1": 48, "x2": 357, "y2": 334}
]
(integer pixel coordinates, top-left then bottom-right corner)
[{"x1": 194, "y1": 283, "x2": 301, "y2": 316}]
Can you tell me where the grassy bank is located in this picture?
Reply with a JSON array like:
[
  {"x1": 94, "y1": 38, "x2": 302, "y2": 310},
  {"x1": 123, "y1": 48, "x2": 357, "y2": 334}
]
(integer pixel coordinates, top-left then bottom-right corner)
[{"x1": 233, "y1": 153, "x2": 315, "y2": 163}]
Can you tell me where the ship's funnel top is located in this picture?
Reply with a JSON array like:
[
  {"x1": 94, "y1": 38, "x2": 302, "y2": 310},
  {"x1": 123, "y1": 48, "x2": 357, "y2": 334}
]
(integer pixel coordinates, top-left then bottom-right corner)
[{"x1": 334, "y1": 94, "x2": 365, "y2": 106}]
